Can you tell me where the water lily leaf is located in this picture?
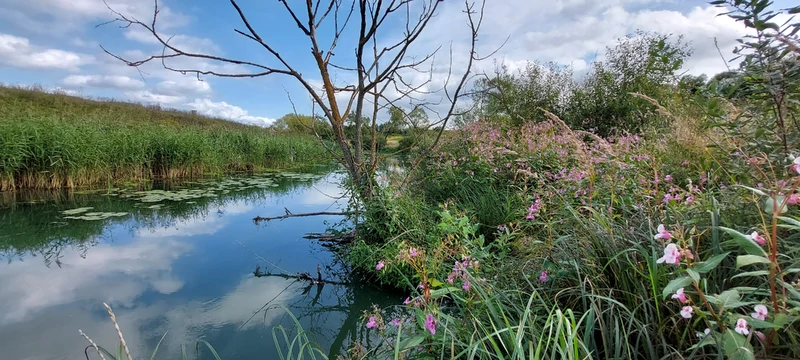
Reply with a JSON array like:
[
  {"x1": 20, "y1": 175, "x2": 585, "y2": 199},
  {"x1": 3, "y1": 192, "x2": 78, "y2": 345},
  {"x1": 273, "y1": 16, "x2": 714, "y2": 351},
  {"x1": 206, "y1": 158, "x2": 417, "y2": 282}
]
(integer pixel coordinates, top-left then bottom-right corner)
[
  {"x1": 62, "y1": 207, "x2": 93, "y2": 215},
  {"x1": 64, "y1": 212, "x2": 128, "y2": 220},
  {"x1": 719, "y1": 227, "x2": 766, "y2": 256},
  {"x1": 736, "y1": 255, "x2": 771, "y2": 268}
]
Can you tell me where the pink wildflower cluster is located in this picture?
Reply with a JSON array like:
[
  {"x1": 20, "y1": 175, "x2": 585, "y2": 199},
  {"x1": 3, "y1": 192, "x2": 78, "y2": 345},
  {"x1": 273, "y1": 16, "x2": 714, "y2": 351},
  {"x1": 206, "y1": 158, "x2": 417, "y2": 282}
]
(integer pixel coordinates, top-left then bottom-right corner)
[
  {"x1": 526, "y1": 198, "x2": 542, "y2": 220},
  {"x1": 447, "y1": 255, "x2": 479, "y2": 292},
  {"x1": 397, "y1": 246, "x2": 421, "y2": 261}
]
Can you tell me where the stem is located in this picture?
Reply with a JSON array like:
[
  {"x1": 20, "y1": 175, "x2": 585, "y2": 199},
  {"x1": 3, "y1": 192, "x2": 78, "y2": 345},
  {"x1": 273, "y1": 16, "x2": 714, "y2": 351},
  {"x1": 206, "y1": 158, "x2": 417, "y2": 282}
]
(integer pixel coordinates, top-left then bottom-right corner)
[{"x1": 692, "y1": 281, "x2": 722, "y2": 327}]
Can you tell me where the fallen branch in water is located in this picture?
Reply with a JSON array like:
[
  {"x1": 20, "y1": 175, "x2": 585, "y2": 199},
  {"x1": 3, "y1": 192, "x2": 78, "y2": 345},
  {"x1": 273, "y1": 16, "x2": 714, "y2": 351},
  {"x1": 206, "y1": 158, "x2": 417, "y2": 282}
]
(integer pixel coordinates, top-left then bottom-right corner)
[
  {"x1": 303, "y1": 232, "x2": 355, "y2": 243},
  {"x1": 252, "y1": 264, "x2": 349, "y2": 285},
  {"x1": 253, "y1": 211, "x2": 352, "y2": 223}
]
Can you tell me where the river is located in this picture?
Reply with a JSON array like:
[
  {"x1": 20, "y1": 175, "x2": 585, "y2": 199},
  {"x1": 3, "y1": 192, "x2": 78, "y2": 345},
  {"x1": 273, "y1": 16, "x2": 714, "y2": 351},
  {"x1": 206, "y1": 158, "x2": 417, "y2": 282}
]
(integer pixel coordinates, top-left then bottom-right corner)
[{"x1": 0, "y1": 168, "x2": 397, "y2": 360}]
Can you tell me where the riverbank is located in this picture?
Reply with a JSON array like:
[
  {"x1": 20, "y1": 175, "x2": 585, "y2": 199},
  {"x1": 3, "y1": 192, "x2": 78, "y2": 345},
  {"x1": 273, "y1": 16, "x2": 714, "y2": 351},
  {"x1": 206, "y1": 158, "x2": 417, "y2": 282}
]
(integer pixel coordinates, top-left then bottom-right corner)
[{"x1": 0, "y1": 85, "x2": 331, "y2": 191}]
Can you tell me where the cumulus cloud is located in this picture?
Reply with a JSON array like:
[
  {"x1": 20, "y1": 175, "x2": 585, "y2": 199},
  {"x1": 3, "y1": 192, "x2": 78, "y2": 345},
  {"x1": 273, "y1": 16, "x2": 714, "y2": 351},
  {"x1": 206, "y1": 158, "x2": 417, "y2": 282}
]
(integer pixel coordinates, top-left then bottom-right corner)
[
  {"x1": 155, "y1": 78, "x2": 212, "y2": 96},
  {"x1": 63, "y1": 74, "x2": 145, "y2": 90},
  {"x1": 125, "y1": 90, "x2": 185, "y2": 105},
  {"x1": 187, "y1": 99, "x2": 276, "y2": 126},
  {"x1": 0, "y1": 33, "x2": 93, "y2": 71}
]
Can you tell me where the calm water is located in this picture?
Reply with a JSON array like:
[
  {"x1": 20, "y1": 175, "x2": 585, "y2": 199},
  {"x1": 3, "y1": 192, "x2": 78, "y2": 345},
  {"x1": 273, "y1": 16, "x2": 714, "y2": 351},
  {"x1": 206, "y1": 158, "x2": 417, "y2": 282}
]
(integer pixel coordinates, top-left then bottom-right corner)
[{"x1": 0, "y1": 169, "x2": 397, "y2": 360}]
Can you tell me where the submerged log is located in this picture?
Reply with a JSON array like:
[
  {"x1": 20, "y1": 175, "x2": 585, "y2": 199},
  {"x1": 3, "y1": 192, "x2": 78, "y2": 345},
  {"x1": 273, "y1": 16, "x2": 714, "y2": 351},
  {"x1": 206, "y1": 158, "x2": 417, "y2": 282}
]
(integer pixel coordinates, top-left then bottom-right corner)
[
  {"x1": 253, "y1": 211, "x2": 352, "y2": 223},
  {"x1": 252, "y1": 265, "x2": 349, "y2": 286}
]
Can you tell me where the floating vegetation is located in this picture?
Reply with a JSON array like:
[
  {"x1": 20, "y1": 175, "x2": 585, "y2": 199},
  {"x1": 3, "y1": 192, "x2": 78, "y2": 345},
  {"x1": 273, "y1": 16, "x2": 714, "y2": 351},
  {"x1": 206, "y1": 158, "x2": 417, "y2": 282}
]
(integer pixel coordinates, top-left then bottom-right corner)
[
  {"x1": 62, "y1": 207, "x2": 93, "y2": 215},
  {"x1": 64, "y1": 212, "x2": 129, "y2": 221}
]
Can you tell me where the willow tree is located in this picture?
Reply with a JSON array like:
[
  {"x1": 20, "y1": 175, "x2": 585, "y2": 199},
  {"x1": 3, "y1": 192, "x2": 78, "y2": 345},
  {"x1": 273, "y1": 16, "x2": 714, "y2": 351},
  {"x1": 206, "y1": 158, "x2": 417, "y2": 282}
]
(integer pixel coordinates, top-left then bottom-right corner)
[{"x1": 99, "y1": 0, "x2": 486, "y2": 200}]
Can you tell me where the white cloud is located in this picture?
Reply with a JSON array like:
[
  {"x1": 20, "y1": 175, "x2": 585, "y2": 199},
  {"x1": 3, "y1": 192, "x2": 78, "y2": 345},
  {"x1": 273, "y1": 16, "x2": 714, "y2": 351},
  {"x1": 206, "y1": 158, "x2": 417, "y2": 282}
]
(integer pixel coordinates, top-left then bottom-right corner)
[
  {"x1": 155, "y1": 78, "x2": 212, "y2": 96},
  {"x1": 125, "y1": 90, "x2": 185, "y2": 105},
  {"x1": 0, "y1": 33, "x2": 93, "y2": 71},
  {"x1": 0, "y1": 237, "x2": 191, "y2": 325},
  {"x1": 63, "y1": 74, "x2": 145, "y2": 90},
  {"x1": 188, "y1": 98, "x2": 276, "y2": 126}
]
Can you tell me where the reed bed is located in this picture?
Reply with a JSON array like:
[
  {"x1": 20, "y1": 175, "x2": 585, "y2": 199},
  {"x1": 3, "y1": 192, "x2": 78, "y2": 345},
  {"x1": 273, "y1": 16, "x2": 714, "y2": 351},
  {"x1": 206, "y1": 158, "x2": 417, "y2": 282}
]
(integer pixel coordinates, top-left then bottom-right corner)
[{"x1": 0, "y1": 85, "x2": 330, "y2": 190}]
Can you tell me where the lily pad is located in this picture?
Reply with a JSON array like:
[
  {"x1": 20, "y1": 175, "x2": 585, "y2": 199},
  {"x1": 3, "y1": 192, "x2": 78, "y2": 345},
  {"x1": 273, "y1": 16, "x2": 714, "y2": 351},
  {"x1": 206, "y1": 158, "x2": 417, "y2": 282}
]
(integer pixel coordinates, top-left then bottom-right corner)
[
  {"x1": 62, "y1": 207, "x2": 94, "y2": 215},
  {"x1": 64, "y1": 212, "x2": 129, "y2": 220}
]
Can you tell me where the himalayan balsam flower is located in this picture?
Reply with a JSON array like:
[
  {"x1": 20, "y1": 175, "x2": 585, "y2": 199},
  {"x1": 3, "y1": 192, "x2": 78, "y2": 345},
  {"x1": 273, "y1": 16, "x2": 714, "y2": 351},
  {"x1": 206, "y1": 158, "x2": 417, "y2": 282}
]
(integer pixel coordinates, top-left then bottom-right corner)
[
  {"x1": 793, "y1": 157, "x2": 800, "y2": 174},
  {"x1": 376, "y1": 261, "x2": 385, "y2": 271},
  {"x1": 751, "y1": 304, "x2": 768, "y2": 321},
  {"x1": 735, "y1": 318, "x2": 750, "y2": 336},
  {"x1": 746, "y1": 231, "x2": 767, "y2": 246},
  {"x1": 696, "y1": 328, "x2": 711, "y2": 338},
  {"x1": 462, "y1": 280, "x2": 470, "y2": 292},
  {"x1": 390, "y1": 318, "x2": 401, "y2": 326},
  {"x1": 680, "y1": 306, "x2": 693, "y2": 319},
  {"x1": 539, "y1": 271, "x2": 548, "y2": 283},
  {"x1": 671, "y1": 288, "x2": 688, "y2": 304},
  {"x1": 654, "y1": 224, "x2": 671, "y2": 240},
  {"x1": 788, "y1": 193, "x2": 800, "y2": 205},
  {"x1": 755, "y1": 331, "x2": 766, "y2": 341},
  {"x1": 424, "y1": 314, "x2": 437, "y2": 335},
  {"x1": 366, "y1": 317, "x2": 377, "y2": 329},
  {"x1": 657, "y1": 243, "x2": 682, "y2": 265},
  {"x1": 403, "y1": 297, "x2": 411, "y2": 305}
]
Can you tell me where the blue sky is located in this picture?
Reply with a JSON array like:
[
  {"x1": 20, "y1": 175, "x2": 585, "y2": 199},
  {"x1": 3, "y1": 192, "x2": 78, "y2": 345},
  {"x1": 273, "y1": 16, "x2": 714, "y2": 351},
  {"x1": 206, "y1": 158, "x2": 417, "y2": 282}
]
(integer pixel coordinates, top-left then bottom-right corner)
[{"x1": 0, "y1": 0, "x2": 796, "y2": 126}]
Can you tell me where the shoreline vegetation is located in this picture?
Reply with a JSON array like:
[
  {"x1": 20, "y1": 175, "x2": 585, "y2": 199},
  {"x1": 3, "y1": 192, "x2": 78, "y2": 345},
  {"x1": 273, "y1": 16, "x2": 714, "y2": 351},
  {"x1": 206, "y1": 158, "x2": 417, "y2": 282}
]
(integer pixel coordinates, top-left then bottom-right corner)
[{"x1": 0, "y1": 84, "x2": 331, "y2": 191}]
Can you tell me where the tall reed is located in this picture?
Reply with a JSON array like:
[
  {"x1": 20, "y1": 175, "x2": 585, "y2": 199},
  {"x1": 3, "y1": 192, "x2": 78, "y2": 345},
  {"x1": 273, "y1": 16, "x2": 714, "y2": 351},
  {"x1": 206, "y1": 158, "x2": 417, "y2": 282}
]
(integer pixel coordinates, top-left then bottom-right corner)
[{"x1": 0, "y1": 85, "x2": 331, "y2": 190}]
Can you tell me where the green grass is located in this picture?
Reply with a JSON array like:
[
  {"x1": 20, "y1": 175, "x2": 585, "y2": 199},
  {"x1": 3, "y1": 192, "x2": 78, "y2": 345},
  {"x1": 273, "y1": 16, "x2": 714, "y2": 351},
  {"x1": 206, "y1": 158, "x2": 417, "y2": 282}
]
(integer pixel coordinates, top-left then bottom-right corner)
[{"x1": 0, "y1": 84, "x2": 332, "y2": 190}]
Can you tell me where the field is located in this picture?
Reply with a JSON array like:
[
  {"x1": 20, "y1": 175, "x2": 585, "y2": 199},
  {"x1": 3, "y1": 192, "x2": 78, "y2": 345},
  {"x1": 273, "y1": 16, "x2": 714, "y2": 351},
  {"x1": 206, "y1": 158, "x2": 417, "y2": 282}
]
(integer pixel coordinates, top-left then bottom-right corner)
[{"x1": 0, "y1": 85, "x2": 330, "y2": 190}]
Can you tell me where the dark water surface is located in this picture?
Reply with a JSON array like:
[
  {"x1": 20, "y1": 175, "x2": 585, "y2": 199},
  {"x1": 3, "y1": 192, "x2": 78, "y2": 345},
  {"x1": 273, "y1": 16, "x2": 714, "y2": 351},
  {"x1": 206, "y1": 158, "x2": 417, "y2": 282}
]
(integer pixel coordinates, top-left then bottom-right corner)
[{"x1": 0, "y1": 169, "x2": 395, "y2": 360}]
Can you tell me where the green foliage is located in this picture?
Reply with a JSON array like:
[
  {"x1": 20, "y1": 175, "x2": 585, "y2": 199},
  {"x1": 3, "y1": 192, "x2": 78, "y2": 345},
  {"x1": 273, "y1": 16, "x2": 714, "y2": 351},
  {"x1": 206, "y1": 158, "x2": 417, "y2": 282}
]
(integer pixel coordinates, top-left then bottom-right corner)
[
  {"x1": 0, "y1": 85, "x2": 331, "y2": 190},
  {"x1": 474, "y1": 31, "x2": 691, "y2": 137}
]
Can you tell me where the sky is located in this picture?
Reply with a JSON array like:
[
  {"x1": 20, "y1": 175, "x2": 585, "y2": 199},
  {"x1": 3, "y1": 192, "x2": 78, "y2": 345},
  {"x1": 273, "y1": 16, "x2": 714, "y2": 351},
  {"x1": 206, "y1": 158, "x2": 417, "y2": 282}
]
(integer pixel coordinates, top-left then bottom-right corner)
[{"x1": 0, "y1": 0, "x2": 796, "y2": 127}]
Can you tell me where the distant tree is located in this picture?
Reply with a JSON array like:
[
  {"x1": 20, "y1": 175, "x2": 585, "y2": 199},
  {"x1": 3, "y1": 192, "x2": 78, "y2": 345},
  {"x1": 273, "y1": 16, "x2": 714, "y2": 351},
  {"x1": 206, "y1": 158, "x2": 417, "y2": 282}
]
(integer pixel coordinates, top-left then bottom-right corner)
[
  {"x1": 474, "y1": 61, "x2": 573, "y2": 125},
  {"x1": 272, "y1": 113, "x2": 333, "y2": 139},
  {"x1": 100, "y1": 0, "x2": 487, "y2": 200},
  {"x1": 564, "y1": 31, "x2": 692, "y2": 136}
]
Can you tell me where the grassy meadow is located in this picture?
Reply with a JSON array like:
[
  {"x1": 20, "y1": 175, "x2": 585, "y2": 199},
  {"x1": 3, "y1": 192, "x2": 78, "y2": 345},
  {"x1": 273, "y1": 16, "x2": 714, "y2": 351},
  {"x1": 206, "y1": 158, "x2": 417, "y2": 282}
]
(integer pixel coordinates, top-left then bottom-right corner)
[{"x1": 0, "y1": 85, "x2": 330, "y2": 190}]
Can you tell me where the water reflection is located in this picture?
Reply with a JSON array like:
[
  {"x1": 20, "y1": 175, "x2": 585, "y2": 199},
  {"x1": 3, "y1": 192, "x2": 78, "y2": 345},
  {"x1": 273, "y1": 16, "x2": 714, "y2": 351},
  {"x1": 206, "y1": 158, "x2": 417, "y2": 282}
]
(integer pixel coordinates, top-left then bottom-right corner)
[{"x1": 0, "y1": 169, "x2": 397, "y2": 360}]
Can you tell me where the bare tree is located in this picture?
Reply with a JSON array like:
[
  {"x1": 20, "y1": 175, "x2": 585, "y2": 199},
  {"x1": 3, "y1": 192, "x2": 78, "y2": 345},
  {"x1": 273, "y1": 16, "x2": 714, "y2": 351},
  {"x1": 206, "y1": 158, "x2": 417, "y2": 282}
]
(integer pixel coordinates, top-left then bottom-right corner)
[{"x1": 99, "y1": 0, "x2": 487, "y2": 200}]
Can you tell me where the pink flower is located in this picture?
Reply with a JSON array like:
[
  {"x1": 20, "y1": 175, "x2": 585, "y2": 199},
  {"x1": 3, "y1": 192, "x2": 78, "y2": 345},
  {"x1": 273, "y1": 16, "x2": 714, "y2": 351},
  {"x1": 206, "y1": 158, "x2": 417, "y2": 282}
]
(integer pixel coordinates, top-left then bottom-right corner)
[
  {"x1": 671, "y1": 288, "x2": 689, "y2": 304},
  {"x1": 793, "y1": 157, "x2": 800, "y2": 174},
  {"x1": 366, "y1": 316, "x2": 377, "y2": 329},
  {"x1": 788, "y1": 193, "x2": 800, "y2": 205},
  {"x1": 539, "y1": 271, "x2": 548, "y2": 283},
  {"x1": 657, "y1": 243, "x2": 682, "y2": 265},
  {"x1": 390, "y1": 318, "x2": 401, "y2": 326},
  {"x1": 751, "y1": 304, "x2": 768, "y2": 321},
  {"x1": 424, "y1": 313, "x2": 437, "y2": 335},
  {"x1": 746, "y1": 231, "x2": 766, "y2": 246},
  {"x1": 680, "y1": 306, "x2": 693, "y2": 319},
  {"x1": 403, "y1": 297, "x2": 411, "y2": 305},
  {"x1": 755, "y1": 331, "x2": 766, "y2": 341},
  {"x1": 376, "y1": 261, "x2": 385, "y2": 271},
  {"x1": 462, "y1": 280, "x2": 471, "y2": 292},
  {"x1": 654, "y1": 224, "x2": 671, "y2": 240},
  {"x1": 735, "y1": 318, "x2": 750, "y2": 336},
  {"x1": 409, "y1": 247, "x2": 419, "y2": 258},
  {"x1": 526, "y1": 199, "x2": 541, "y2": 220},
  {"x1": 664, "y1": 175, "x2": 673, "y2": 182}
]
